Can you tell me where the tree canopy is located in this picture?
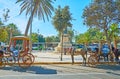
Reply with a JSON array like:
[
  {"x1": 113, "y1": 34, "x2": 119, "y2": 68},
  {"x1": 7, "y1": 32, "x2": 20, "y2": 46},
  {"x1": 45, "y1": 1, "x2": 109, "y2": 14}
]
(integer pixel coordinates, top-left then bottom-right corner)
[
  {"x1": 82, "y1": 0, "x2": 120, "y2": 49},
  {"x1": 52, "y1": 6, "x2": 73, "y2": 35},
  {"x1": 16, "y1": 0, "x2": 54, "y2": 36}
]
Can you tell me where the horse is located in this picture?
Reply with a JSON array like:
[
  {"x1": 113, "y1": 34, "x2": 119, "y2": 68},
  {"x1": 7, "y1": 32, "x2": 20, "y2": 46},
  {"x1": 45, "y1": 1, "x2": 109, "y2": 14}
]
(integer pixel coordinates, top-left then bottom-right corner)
[
  {"x1": 112, "y1": 47, "x2": 120, "y2": 63},
  {"x1": 74, "y1": 48, "x2": 87, "y2": 65},
  {"x1": 64, "y1": 47, "x2": 87, "y2": 65}
]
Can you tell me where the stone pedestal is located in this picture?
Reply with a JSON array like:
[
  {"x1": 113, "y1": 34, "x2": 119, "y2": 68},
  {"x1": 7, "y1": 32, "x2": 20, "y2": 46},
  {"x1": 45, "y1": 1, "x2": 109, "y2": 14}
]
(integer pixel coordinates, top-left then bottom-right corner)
[{"x1": 54, "y1": 34, "x2": 72, "y2": 53}]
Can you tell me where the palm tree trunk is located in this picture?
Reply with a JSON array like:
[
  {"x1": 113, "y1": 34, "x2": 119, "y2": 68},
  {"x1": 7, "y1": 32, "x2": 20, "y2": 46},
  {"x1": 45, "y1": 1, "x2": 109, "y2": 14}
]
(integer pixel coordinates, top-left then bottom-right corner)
[
  {"x1": 98, "y1": 41, "x2": 102, "y2": 55},
  {"x1": 60, "y1": 32, "x2": 63, "y2": 61},
  {"x1": 24, "y1": 15, "x2": 33, "y2": 36},
  {"x1": 113, "y1": 37, "x2": 117, "y2": 49},
  {"x1": 24, "y1": 5, "x2": 37, "y2": 36},
  {"x1": 104, "y1": 29, "x2": 113, "y2": 60}
]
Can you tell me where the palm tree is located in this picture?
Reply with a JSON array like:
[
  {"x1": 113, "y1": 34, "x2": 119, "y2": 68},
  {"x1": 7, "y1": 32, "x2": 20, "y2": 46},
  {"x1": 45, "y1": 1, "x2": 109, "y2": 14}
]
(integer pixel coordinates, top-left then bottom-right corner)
[
  {"x1": 108, "y1": 23, "x2": 120, "y2": 49},
  {"x1": 52, "y1": 6, "x2": 72, "y2": 35},
  {"x1": 16, "y1": 0, "x2": 54, "y2": 36},
  {"x1": 52, "y1": 6, "x2": 73, "y2": 61}
]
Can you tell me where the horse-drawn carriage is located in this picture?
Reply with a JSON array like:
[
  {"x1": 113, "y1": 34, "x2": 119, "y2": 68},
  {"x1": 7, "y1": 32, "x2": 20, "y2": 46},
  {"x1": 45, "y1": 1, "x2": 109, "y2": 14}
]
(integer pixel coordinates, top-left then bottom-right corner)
[
  {"x1": 87, "y1": 40, "x2": 119, "y2": 66},
  {"x1": 0, "y1": 36, "x2": 35, "y2": 68},
  {"x1": 63, "y1": 40, "x2": 118, "y2": 67}
]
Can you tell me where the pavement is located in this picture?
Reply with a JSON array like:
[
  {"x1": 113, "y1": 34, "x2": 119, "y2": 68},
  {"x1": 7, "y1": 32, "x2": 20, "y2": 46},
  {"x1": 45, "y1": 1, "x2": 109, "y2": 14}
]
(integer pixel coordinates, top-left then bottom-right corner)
[
  {"x1": 0, "y1": 64, "x2": 120, "y2": 79},
  {"x1": 0, "y1": 50, "x2": 120, "y2": 79},
  {"x1": 31, "y1": 50, "x2": 117, "y2": 64},
  {"x1": 32, "y1": 50, "x2": 83, "y2": 63}
]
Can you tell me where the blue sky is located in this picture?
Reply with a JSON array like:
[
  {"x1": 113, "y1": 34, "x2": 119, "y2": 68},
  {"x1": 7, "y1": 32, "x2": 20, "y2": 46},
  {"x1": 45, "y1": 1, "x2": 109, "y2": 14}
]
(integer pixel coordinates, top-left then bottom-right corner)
[{"x1": 0, "y1": 0, "x2": 91, "y2": 37}]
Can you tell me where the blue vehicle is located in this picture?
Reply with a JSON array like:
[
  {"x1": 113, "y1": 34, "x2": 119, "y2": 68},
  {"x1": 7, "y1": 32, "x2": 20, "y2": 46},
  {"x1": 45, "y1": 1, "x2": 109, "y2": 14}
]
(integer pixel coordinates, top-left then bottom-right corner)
[{"x1": 88, "y1": 43, "x2": 99, "y2": 52}]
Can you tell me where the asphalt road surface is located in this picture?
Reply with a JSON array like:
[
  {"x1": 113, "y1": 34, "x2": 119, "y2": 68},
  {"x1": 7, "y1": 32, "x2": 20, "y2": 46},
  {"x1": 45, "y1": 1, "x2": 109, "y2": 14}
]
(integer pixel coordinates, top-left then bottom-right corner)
[{"x1": 0, "y1": 64, "x2": 120, "y2": 79}]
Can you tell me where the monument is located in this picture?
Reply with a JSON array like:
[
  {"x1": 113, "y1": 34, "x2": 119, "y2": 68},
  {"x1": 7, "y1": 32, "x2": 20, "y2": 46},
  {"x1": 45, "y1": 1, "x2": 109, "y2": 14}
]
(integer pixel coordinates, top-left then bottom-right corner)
[{"x1": 54, "y1": 28, "x2": 72, "y2": 53}]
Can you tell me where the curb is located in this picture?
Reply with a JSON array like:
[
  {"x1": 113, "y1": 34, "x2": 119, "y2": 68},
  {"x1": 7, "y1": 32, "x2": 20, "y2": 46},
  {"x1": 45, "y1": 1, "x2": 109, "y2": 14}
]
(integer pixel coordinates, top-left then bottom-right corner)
[
  {"x1": 32, "y1": 62, "x2": 117, "y2": 65},
  {"x1": 3, "y1": 62, "x2": 118, "y2": 65}
]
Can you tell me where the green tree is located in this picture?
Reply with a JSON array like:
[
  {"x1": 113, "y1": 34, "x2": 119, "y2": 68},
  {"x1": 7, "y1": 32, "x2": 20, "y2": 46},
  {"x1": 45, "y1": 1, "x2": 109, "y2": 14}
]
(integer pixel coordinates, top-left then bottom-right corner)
[
  {"x1": 2, "y1": 23, "x2": 21, "y2": 44},
  {"x1": 16, "y1": 0, "x2": 54, "y2": 36},
  {"x1": 86, "y1": 28, "x2": 104, "y2": 42},
  {"x1": 38, "y1": 34, "x2": 45, "y2": 42},
  {"x1": 75, "y1": 28, "x2": 104, "y2": 45},
  {"x1": 45, "y1": 36, "x2": 59, "y2": 42},
  {"x1": 31, "y1": 33, "x2": 38, "y2": 43},
  {"x1": 108, "y1": 23, "x2": 120, "y2": 49},
  {"x1": 0, "y1": 28, "x2": 8, "y2": 42},
  {"x1": 7, "y1": 23, "x2": 21, "y2": 36},
  {"x1": 82, "y1": 0, "x2": 120, "y2": 51},
  {"x1": 45, "y1": 36, "x2": 53, "y2": 42},
  {"x1": 67, "y1": 28, "x2": 74, "y2": 43},
  {"x1": 52, "y1": 6, "x2": 72, "y2": 35},
  {"x1": 75, "y1": 34, "x2": 85, "y2": 44},
  {"x1": 52, "y1": 5, "x2": 73, "y2": 61},
  {"x1": 31, "y1": 33, "x2": 45, "y2": 43}
]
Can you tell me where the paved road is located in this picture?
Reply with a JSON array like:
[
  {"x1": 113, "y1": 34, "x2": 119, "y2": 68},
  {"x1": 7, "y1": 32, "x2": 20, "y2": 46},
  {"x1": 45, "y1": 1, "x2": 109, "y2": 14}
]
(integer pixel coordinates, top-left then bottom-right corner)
[
  {"x1": 0, "y1": 64, "x2": 120, "y2": 79},
  {"x1": 0, "y1": 73, "x2": 120, "y2": 79},
  {"x1": 0, "y1": 50, "x2": 120, "y2": 79}
]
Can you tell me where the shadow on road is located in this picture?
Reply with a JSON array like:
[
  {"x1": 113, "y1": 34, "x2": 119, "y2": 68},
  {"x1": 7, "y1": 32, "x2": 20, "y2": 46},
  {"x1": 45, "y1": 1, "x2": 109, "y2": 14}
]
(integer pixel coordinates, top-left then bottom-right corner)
[
  {"x1": 1, "y1": 66, "x2": 57, "y2": 74},
  {"x1": 96, "y1": 64, "x2": 120, "y2": 71}
]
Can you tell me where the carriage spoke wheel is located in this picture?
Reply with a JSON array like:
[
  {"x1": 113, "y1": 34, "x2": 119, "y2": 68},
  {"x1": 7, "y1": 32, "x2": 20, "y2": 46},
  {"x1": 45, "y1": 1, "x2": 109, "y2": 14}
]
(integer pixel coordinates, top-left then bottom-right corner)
[
  {"x1": 6, "y1": 52, "x2": 16, "y2": 66},
  {"x1": 118, "y1": 55, "x2": 120, "y2": 64},
  {"x1": 6, "y1": 56, "x2": 16, "y2": 66},
  {"x1": 27, "y1": 53, "x2": 35, "y2": 64},
  {"x1": 18, "y1": 54, "x2": 32, "y2": 68},
  {"x1": 88, "y1": 56, "x2": 97, "y2": 67},
  {"x1": 0, "y1": 57, "x2": 6, "y2": 68}
]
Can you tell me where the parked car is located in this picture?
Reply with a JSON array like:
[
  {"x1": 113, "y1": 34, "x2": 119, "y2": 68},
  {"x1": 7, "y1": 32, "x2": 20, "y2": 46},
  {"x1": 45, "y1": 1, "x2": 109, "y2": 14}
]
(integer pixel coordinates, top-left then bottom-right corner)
[
  {"x1": 46, "y1": 47, "x2": 54, "y2": 50},
  {"x1": 32, "y1": 46, "x2": 39, "y2": 50},
  {"x1": 87, "y1": 43, "x2": 99, "y2": 52},
  {"x1": 72, "y1": 44, "x2": 84, "y2": 49}
]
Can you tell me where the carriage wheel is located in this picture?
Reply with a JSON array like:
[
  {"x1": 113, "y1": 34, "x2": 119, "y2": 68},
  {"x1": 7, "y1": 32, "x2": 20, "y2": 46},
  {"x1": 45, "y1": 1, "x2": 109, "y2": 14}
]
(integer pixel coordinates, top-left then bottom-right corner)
[
  {"x1": 88, "y1": 56, "x2": 97, "y2": 67},
  {"x1": 18, "y1": 54, "x2": 32, "y2": 68},
  {"x1": 108, "y1": 53, "x2": 115, "y2": 62},
  {"x1": 27, "y1": 53, "x2": 35, "y2": 64},
  {"x1": 0, "y1": 57, "x2": 6, "y2": 68},
  {"x1": 6, "y1": 56, "x2": 16, "y2": 66},
  {"x1": 5, "y1": 52, "x2": 16, "y2": 66}
]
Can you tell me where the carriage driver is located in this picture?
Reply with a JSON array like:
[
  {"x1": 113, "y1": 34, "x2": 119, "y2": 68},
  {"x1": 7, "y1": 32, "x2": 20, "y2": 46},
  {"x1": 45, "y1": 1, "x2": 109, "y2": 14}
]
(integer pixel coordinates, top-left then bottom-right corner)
[{"x1": 10, "y1": 45, "x2": 19, "y2": 56}]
